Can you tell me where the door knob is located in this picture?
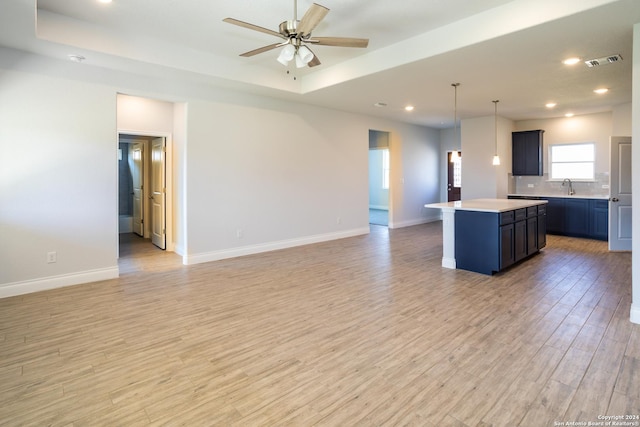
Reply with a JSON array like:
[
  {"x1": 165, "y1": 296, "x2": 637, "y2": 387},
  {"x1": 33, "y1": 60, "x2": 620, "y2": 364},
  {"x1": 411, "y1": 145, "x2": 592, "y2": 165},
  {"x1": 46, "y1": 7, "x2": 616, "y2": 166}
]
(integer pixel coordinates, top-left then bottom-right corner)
[{"x1": 610, "y1": 197, "x2": 619, "y2": 202}]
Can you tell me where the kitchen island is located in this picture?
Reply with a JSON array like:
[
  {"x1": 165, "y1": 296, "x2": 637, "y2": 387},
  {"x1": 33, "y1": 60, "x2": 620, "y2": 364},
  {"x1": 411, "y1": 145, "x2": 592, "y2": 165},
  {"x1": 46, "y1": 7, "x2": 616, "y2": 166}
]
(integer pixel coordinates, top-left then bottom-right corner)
[{"x1": 425, "y1": 198, "x2": 548, "y2": 275}]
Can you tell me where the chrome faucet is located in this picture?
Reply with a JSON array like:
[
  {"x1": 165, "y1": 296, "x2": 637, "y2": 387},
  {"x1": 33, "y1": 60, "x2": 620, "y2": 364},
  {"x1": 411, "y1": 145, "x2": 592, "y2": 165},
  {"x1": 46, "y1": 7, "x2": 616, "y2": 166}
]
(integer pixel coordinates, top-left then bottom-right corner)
[{"x1": 562, "y1": 178, "x2": 575, "y2": 195}]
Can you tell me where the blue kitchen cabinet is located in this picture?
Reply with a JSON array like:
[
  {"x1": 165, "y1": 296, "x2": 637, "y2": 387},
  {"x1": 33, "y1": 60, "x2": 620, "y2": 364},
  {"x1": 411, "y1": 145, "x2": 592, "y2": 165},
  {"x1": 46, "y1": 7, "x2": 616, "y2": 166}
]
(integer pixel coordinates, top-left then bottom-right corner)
[
  {"x1": 590, "y1": 199, "x2": 609, "y2": 240},
  {"x1": 455, "y1": 204, "x2": 546, "y2": 275},
  {"x1": 512, "y1": 130, "x2": 544, "y2": 176},
  {"x1": 508, "y1": 196, "x2": 607, "y2": 241},
  {"x1": 564, "y1": 198, "x2": 590, "y2": 237}
]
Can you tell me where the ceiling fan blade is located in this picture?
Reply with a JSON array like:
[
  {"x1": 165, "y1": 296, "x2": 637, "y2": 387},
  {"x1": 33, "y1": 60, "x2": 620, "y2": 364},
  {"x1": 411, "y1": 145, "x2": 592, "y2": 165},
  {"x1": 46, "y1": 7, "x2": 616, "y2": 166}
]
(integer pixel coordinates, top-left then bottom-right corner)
[
  {"x1": 304, "y1": 46, "x2": 321, "y2": 67},
  {"x1": 223, "y1": 18, "x2": 284, "y2": 39},
  {"x1": 308, "y1": 55, "x2": 321, "y2": 67},
  {"x1": 309, "y1": 37, "x2": 369, "y2": 48},
  {"x1": 239, "y1": 43, "x2": 283, "y2": 57},
  {"x1": 297, "y1": 3, "x2": 329, "y2": 37}
]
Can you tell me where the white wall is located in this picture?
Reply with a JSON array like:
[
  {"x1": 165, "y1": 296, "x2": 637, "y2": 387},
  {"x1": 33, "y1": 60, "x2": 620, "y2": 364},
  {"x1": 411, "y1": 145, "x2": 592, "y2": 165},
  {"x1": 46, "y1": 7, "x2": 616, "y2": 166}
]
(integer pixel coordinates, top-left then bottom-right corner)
[
  {"x1": 631, "y1": 23, "x2": 640, "y2": 325},
  {"x1": 515, "y1": 112, "x2": 613, "y2": 176},
  {"x1": 388, "y1": 124, "x2": 441, "y2": 228},
  {"x1": 0, "y1": 65, "x2": 119, "y2": 296},
  {"x1": 0, "y1": 48, "x2": 440, "y2": 293},
  {"x1": 461, "y1": 115, "x2": 514, "y2": 199},
  {"x1": 612, "y1": 102, "x2": 632, "y2": 136},
  {"x1": 117, "y1": 94, "x2": 174, "y2": 134},
  {"x1": 368, "y1": 150, "x2": 389, "y2": 209}
]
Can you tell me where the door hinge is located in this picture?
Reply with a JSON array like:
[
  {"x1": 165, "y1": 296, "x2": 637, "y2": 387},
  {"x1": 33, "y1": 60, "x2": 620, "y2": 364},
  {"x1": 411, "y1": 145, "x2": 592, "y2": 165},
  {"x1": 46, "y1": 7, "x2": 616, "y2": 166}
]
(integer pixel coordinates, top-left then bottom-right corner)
[
  {"x1": 163, "y1": 187, "x2": 166, "y2": 193},
  {"x1": 163, "y1": 229, "x2": 166, "y2": 234}
]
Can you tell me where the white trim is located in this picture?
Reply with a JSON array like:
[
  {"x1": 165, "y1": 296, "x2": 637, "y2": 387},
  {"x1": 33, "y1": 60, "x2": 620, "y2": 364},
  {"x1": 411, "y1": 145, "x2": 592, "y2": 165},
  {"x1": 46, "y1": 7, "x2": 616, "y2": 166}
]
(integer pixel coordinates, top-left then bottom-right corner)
[
  {"x1": 369, "y1": 205, "x2": 389, "y2": 211},
  {"x1": 0, "y1": 267, "x2": 119, "y2": 299},
  {"x1": 183, "y1": 227, "x2": 370, "y2": 265},
  {"x1": 442, "y1": 257, "x2": 457, "y2": 269},
  {"x1": 631, "y1": 304, "x2": 640, "y2": 325},
  {"x1": 389, "y1": 215, "x2": 440, "y2": 229}
]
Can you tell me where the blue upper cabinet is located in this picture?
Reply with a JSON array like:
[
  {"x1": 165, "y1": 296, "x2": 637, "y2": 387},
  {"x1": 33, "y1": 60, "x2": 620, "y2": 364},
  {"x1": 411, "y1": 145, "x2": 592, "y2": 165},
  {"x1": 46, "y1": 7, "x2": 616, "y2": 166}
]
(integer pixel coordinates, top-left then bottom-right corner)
[{"x1": 512, "y1": 130, "x2": 544, "y2": 176}]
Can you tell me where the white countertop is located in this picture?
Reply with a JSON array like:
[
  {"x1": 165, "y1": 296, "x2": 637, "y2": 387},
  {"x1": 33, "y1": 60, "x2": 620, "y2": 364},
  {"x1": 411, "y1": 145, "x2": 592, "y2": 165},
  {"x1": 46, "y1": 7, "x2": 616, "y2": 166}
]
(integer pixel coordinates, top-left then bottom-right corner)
[
  {"x1": 425, "y1": 198, "x2": 547, "y2": 213},
  {"x1": 508, "y1": 193, "x2": 609, "y2": 200}
]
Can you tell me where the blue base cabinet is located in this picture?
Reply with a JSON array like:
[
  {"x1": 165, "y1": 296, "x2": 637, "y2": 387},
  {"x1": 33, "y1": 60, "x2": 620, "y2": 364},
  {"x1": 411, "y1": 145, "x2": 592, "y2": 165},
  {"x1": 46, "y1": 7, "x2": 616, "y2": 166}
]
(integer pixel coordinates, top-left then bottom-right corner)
[
  {"x1": 455, "y1": 205, "x2": 546, "y2": 275},
  {"x1": 508, "y1": 196, "x2": 608, "y2": 241},
  {"x1": 590, "y1": 199, "x2": 609, "y2": 240}
]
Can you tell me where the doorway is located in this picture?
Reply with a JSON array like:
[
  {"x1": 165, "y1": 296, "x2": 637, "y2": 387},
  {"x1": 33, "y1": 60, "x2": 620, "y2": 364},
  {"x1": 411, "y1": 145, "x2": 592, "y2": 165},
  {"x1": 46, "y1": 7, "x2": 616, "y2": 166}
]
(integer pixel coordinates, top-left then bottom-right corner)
[
  {"x1": 118, "y1": 133, "x2": 167, "y2": 252},
  {"x1": 609, "y1": 136, "x2": 631, "y2": 251},
  {"x1": 369, "y1": 130, "x2": 390, "y2": 226},
  {"x1": 447, "y1": 151, "x2": 462, "y2": 202}
]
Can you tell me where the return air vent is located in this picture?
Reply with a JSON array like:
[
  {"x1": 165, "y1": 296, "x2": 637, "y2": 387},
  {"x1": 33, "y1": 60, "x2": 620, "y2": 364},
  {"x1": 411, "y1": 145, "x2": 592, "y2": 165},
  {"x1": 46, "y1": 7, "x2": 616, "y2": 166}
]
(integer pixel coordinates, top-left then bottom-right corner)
[{"x1": 584, "y1": 54, "x2": 623, "y2": 67}]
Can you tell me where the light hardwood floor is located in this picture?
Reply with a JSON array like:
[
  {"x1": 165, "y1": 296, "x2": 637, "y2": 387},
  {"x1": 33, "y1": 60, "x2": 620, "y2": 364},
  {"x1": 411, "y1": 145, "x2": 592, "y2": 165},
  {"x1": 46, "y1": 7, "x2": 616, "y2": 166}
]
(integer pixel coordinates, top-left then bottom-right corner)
[{"x1": 0, "y1": 225, "x2": 638, "y2": 426}]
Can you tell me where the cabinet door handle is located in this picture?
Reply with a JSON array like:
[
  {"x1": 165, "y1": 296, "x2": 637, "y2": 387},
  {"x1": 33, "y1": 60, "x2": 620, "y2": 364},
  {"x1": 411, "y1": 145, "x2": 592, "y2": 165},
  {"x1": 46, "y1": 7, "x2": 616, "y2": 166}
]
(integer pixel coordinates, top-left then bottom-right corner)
[{"x1": 610, "y1": 197, "x2": 619, "y2": 202}]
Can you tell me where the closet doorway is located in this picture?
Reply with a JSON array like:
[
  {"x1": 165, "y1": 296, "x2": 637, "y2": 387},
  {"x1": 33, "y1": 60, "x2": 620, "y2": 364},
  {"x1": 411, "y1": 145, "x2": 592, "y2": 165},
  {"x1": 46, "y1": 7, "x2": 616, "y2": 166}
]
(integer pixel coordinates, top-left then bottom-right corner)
[{"x1": 118, "y1": 134, "x2": 167, "y2": 250}]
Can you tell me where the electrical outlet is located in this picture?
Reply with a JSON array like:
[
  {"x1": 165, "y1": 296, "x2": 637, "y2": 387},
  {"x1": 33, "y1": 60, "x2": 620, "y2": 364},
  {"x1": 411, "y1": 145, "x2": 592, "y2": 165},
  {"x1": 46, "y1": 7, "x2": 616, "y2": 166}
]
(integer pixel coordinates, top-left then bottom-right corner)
[
  {"x1": 236, "y1": 229, "x2": 243, "y2": 239},
  {"x1": 336, "y1": 217, "x2": 341, "y2": 224},
  {"x1": 47, "y1": 251, "x2": 57, "y2": 263},
  {"x1": 527, "y1": 184, "x2": 534, "y2": 188}
]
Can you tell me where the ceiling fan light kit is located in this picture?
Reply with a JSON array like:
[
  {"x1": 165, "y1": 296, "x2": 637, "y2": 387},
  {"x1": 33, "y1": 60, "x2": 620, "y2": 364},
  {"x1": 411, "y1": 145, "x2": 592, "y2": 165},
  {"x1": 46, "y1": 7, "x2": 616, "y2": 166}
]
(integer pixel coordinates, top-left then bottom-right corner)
[
  {"x1": 223, "y1": 1, "x2": 369, "y2": 69},
  {"x1": 277, "y1": 44, "x2": 296, "y2": 65}
]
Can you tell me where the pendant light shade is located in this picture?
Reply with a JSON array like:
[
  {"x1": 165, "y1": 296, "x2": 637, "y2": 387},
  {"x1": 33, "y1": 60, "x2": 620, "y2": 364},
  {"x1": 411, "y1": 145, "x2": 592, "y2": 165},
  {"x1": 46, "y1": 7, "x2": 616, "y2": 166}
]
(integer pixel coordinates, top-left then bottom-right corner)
[
  {"x1": 277, "y1": 44, "x2": 296, "y2": 66},
  {"x1": 492, "y1": 100, "x2": 501, "y2": 166},
  {"x1": 295, "y1": 45, "x2": 314, "y2": 68},
  {"x1": 451, "y1": 83, "x2": 461, "y2": 163}
]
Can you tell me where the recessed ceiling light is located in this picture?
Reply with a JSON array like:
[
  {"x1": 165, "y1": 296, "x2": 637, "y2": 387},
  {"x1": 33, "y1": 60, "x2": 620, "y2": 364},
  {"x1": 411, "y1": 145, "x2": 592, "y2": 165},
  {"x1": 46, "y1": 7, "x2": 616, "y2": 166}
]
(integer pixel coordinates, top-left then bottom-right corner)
[
  {"x1": 67, "y1": 54, "x2": 85, "y2": 63},
  {"x1": 405, "y1": 105, "x2": 414, "y2": 112},
  {"x1": 545, "y1": 102, "x2": 557, "y2": 108},
  {"x1": 97, "y1": 0, "x2": 113, "y2": 3},
  {"x1": 565, "y1": 113, "x2": 574, "y2": 118},
  {"x1": 593, "y1": 88, "x2": 609, "y2": 94},
  {"x1": 562, "y1": 57, "x2": 581, "y2": 65}
]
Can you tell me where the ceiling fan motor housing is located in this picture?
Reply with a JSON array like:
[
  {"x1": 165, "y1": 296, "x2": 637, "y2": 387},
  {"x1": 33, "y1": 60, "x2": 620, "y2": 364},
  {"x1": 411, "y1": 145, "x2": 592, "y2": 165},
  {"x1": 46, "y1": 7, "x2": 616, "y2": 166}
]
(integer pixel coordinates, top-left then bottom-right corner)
[{"x1": 279, "y1": 20, "x2": 300, "y2": 38}]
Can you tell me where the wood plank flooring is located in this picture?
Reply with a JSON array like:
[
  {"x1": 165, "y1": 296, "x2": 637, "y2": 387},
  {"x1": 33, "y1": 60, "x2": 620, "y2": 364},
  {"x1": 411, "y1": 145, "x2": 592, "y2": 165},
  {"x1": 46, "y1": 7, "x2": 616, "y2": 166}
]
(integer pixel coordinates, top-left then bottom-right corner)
[{"x1": 0, "y1": 225, "x2": 637, "y2": 426}]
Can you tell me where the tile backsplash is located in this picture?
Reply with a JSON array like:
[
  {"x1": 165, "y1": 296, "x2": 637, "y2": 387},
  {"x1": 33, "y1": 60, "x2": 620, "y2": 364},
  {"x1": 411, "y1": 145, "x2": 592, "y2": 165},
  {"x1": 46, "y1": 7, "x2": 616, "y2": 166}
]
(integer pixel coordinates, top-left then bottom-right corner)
[{"x1": 508, "y1": 173, "x2": 610, "y2": 197}]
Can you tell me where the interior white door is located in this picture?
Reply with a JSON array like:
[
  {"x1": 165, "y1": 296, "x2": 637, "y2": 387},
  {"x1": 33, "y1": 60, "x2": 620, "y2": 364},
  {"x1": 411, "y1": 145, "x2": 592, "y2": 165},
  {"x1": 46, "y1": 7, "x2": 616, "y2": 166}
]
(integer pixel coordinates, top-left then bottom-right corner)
[
  {"x1": 609, "y1": 136, "x2": 632, "y2": 251},
  {"x1": 129, "y1": 143, "x2": 144, "y2": 236},
  {"x1": 151, "y1": 137, "x2": 166, "y2": 250}
]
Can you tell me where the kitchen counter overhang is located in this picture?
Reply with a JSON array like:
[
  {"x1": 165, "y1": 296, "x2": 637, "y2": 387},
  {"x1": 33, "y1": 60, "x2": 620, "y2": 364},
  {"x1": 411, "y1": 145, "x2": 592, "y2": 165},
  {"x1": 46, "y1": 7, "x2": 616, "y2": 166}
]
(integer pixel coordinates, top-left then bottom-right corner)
[{"x1": 425, "y1": 198, "x2": 548, "y2": 213}]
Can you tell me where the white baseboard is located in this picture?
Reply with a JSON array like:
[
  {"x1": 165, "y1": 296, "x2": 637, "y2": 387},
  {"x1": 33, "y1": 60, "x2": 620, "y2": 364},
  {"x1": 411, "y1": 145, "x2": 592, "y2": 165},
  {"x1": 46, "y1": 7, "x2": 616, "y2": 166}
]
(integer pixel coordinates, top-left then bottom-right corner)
[
  {"x1": 0, "y1": 267, "x2": 119, "y2": 299},
  {"x1": 631, "y1": 303, "x2": 640, "y2": 324},
  {"x1": 389, "y1": 215, "x2": 441, "y2": 229},
  {"x1": 368, "y1": 205, "x2": 389, "y2": 211},
  {"x1": 184, "y1": 227, "x2": 370, "y2": 266}
]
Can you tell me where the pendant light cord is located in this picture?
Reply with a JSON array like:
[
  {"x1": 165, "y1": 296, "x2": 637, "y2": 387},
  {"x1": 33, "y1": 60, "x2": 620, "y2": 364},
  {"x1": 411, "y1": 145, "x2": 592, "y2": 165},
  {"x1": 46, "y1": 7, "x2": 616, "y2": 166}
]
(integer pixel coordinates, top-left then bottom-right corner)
[
  {"x1": 492, "y1": 100, "x2": 501, "y2": 166},
  {"x1": 493, "y1": 100, "x2": 499, "y2": 152},
  {"x1": 452, "y1": 83, "x2": 459, "y2": 143}
]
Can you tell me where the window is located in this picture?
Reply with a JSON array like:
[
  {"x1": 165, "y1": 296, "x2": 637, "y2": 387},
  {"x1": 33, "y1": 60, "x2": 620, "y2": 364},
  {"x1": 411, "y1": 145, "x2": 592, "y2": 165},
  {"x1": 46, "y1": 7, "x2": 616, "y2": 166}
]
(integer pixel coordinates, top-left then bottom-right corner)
[
  {"x1": 549, "y1": 143, "x2": 595, "y2": 180},
  {"x1": 382, "y1": 149, "x2": 390, "y2": 189},
  {"x1": 452, "y1": 155, "x2": 462, "y2": 188}
]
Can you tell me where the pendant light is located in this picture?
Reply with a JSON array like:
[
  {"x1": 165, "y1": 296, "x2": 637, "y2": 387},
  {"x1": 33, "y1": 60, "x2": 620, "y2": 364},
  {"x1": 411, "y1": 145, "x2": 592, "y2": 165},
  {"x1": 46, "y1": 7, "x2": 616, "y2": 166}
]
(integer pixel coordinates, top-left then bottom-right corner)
[
  {"x1": 492, "y1": 100, "x2": 501, "y2": 166},
  {"x1": 450, "y1": 83, "x2": 460, "y2": 162}
]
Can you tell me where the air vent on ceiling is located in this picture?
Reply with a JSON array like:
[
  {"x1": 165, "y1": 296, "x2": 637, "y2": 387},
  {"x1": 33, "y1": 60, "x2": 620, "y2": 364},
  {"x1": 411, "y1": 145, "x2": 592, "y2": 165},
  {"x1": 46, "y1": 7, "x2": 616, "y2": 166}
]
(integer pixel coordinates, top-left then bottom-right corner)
[{"x1": 585, "y1": 54, "x2": 623, "y2": 67}]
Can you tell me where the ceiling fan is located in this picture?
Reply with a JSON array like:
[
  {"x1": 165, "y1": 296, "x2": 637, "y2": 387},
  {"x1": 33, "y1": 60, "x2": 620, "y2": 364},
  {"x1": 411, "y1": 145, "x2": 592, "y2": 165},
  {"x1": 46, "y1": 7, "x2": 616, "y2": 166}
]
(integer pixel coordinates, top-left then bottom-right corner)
[{"x1": 223, "y1": 0, "x2": 369, "y2": 68}]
